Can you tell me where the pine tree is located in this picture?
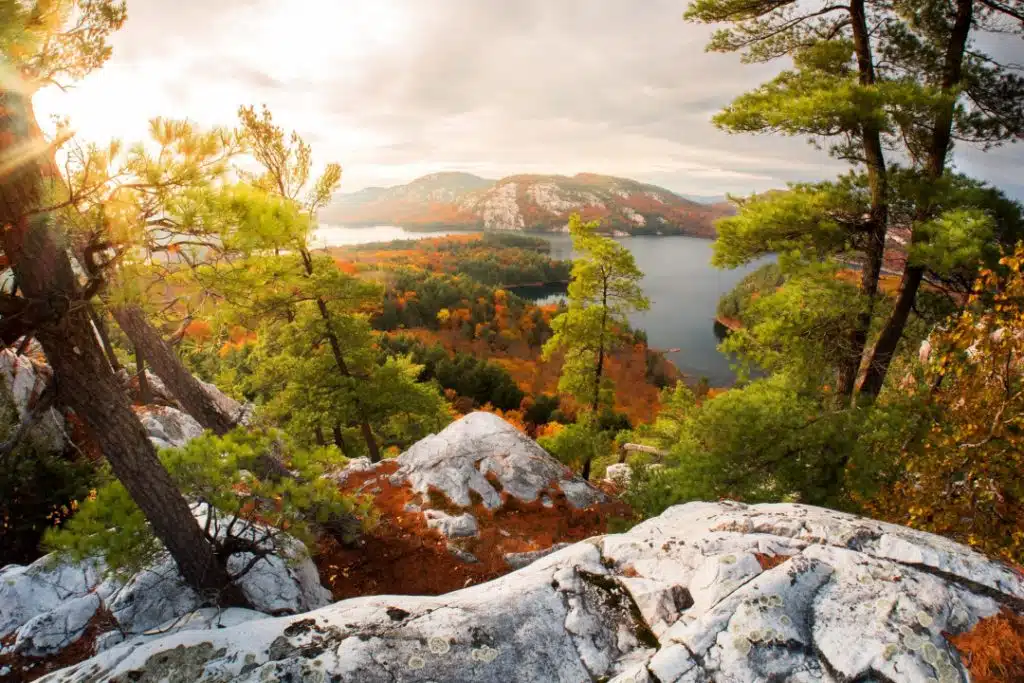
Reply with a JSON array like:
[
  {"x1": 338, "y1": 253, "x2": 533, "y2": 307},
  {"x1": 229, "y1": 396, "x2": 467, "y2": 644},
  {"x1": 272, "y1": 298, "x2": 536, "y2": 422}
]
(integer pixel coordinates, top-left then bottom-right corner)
[
  {"x1": 687, "y1": 0, "x2": 1024, "y2": 400},
  {"x1": 543, "y1": 214, "x2": 649, "y2": 479},
  {"x1": 0, "y1": 0, "x2": 247, "y2": 605},
  {"x1": 234, "y1": 105, "x2": 388, "y2": 459}
]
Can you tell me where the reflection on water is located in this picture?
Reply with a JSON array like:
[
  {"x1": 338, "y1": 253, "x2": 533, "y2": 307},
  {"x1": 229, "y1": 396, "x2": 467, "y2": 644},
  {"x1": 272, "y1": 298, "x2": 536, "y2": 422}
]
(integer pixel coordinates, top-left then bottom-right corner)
[
  {"x1": 507, "y1": 283, "x2": 568, "y2": 307},
  {"x1": 315, "y1": 224, "x2": 773, "y2": 386}
]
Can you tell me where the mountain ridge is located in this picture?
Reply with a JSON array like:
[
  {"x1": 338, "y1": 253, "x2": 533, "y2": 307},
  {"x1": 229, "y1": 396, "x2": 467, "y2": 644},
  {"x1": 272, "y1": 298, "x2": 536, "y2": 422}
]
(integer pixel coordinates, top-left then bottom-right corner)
[{"x1": 320, "y1": 172, "x2": 734, "y2": 237}]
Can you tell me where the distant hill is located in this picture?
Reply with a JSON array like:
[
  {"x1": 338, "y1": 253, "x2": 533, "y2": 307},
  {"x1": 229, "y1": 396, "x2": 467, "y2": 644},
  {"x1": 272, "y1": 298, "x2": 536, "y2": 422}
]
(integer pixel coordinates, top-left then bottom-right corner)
[{"x1": 320, "y1": 172, "x2": 734, "y2": 237}]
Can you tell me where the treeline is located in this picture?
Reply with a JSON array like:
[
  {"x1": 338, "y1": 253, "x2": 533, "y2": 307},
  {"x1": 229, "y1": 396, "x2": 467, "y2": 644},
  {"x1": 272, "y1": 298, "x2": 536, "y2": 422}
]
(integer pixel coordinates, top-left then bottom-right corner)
[
  {"x1": 374, "y1": 270, "x2": 553, "y2": 349},
  {"x1": 716, "y1": 263, "x2": 783, "y2": 325},
  {"x1": 378, "y1": 335, "x2": 524, "y2": 411},
  {"x1": 340, "y1": 233, "x2": 571, "y2": 287}
]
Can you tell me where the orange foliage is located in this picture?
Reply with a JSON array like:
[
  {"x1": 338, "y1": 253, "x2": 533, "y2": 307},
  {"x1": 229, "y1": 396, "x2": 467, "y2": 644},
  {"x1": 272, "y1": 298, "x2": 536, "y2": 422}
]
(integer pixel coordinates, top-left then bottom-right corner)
[
  {"x1": 182, "y1": 319, "x2": 213, "y2": 343},
  {"x1": 946, "y1": 609, "x2": 1024, "y2": 683},
  {"x1": 334, "y1": 259, "x2": 359, "y2": 275},
  {"x1": 219, "y1": 326, "x2": 257, "y2": 357},
  {"x1": 387, "y1": 327, "x2": 667, "y2": 425}
]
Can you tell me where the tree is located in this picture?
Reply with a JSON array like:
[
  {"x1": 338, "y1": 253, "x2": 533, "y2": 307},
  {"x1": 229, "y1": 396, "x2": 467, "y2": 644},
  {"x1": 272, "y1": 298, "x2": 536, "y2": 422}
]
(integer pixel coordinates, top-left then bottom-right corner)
[
  {"x1": 858, "y1": 0, "x2": 1024, "y2": 396},
  {"x1": 687, "y1": 0, "x2": 1024, "y2": 401},
  {"x1": 0, "y1": 1, "x2": 246, "y2": 604},
  {"x1": 543, "y1": 213, "x2": 649, "y2": 479},
  {"x1": 236, "y1": 105, "x2": 383, "y2": 460}
]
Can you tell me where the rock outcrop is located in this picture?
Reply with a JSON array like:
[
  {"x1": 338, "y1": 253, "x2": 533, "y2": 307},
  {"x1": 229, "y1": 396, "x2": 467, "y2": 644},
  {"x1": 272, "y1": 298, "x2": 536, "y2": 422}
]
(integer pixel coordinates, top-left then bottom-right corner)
[
  {"x1": 37, "y1": 501, "x2": 1024, "y2": 682},
  {"x1": 314, "y1": 413, "x2": 625, "y2": 600},
  {"x1": 134, "y1": 405, "x2": 205, "y2": 449},
  {"x1": 388, "y1": 411, "x2": 606, "y2": 511},
  {"x1": 0, "y1": 348, "x2": 65, "y2": 452},
  {"x1": 0, "y1": 515, "x2": 330, "y2": 663}
]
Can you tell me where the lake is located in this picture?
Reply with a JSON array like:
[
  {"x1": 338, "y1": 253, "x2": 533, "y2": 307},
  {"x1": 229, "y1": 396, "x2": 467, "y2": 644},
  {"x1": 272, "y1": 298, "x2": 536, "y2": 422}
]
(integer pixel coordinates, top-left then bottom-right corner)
[{"x1": 314, "y1": 224, "x2": 771, "y2": 386}]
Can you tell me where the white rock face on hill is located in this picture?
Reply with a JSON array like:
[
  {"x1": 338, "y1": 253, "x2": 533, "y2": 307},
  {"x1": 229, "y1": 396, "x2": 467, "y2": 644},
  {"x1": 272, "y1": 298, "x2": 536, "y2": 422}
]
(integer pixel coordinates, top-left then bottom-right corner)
[
  {"x1": 39, "y1": 501, "x2": 1024, "y2": 683},
  {"x1": 389, "y1": 411, "x2": 607, "y2": 510}
]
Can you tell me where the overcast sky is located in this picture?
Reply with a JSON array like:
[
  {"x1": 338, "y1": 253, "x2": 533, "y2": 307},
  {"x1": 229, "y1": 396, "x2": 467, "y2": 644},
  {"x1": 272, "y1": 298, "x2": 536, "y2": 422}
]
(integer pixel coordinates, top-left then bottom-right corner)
[{"x1": 34, "y1": 0, "x2": 1024, "y2": 199}]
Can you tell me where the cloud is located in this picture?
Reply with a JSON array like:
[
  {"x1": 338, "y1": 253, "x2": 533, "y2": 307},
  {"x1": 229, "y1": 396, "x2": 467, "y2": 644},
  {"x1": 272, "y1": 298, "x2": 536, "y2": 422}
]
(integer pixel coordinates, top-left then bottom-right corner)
[{"x1": 35, "y1": 0, "x2": 1024, "y2": 199}]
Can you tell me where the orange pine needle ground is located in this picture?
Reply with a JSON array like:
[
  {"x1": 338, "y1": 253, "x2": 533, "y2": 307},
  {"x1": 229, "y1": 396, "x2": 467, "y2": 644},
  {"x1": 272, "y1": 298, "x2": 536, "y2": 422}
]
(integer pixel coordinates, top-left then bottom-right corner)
[{"x1": 946, "y1": 609, "x2": 1024, "y2": 683}]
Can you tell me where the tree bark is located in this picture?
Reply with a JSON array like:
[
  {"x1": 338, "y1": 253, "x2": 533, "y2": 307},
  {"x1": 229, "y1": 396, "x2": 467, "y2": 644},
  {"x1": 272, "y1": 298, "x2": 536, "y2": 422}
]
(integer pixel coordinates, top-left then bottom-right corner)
[
  {"x1": 581, "y1": 277, "x2": 611, "y2": 482},
  {"x1": 0, "y1": 87, "x2": 246, "y2": 607},
  {"x1": 88, "y1": 304, "x2": 121, "y2": 373},
  {"x1": 112, "y1": 304, "x2": 236, "y2": 434},
  {"x1": 332, "y1": 424, "x2": 351, "y2": 457},
  {"x1": 836, "y1": 0, "x2": 890, "y2": 400},
  {"x1": 858, "y1": 0, "x2": 974, "y2": 398},
  {"x1": 135, "y1": 347, "x2": 153, "y2": 405}
]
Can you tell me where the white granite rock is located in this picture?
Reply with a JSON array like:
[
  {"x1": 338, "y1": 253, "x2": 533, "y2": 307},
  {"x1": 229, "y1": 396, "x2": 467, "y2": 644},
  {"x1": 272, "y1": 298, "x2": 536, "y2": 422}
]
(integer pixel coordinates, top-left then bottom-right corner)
[
  {"x1": 135, "y1": 405, "x2": 205, "y2": 449},
  {"x1": 0, "y1": 348, "x2": 65, "y2": 452},
  {"x1": 424, "y1": 510, "x2": 479, "y2": 538},
  {"x1": 604, "y1": 462, "x2": 632, "y2": 487},
  {"x1": 0, "y1": 515, "x2": 330, "y2": 661},
  {"x1": 40, "y1": 502, "x2": 1024, "y2": 683},
  {"x1": 0, "y1": 555, "x2": 105, "y2": 640},
  {"x1": 391, "y1": 411, "x2": 606, "y2": 510},
  {"x1": 13, "y1": 593, "x2": 101, "y2": 656},
  {"x1": 504, "y1": 543, "x2": 572, "y2": 570},
  {"x1": 324, "y1": 456, "x2": 377, "y2": 485}
]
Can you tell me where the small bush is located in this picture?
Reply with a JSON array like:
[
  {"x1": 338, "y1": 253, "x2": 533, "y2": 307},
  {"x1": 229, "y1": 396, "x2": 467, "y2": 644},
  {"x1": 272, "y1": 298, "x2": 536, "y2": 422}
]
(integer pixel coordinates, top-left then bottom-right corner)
[{"x1": 46, "y1": 430, "x2": 373, "y2": 579}]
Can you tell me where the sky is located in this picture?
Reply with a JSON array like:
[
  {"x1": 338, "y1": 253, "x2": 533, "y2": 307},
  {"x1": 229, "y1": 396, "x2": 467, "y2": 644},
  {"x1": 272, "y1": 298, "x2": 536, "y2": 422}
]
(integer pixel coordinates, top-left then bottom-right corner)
[{"x1": 34, "y1": 0, "x2": 1024, "y2": 200}]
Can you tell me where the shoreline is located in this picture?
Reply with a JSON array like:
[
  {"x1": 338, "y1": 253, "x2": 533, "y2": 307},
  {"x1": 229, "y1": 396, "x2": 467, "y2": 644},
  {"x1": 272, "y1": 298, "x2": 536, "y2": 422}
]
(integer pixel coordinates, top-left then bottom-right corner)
[
  {"x1": 714, "y1": 315, "x2": 743, "y2": 332},
  {"x1": 316, "y1": 223, "x2": 715, "y2": 241}
]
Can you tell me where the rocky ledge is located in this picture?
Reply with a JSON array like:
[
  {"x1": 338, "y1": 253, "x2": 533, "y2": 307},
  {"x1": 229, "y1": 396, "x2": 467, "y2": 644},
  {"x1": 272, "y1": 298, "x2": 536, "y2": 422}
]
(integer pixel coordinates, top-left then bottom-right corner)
[{"x1": 36, "y1": 501, "x2": 1024, "y2": 682}]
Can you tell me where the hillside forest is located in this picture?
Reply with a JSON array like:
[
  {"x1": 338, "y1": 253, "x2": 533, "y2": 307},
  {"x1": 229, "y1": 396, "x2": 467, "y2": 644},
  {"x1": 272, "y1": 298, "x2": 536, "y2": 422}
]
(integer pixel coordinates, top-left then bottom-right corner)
[{"x1": 2, "y1": 0, "x2": 1024, "y2": 670}]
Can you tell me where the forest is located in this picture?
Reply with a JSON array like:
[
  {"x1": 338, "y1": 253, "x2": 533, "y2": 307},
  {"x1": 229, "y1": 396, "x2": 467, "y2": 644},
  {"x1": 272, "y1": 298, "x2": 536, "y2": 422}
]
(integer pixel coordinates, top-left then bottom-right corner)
[{"x1": 2, "y1": 2, "x2": 1024, "y2": 679}]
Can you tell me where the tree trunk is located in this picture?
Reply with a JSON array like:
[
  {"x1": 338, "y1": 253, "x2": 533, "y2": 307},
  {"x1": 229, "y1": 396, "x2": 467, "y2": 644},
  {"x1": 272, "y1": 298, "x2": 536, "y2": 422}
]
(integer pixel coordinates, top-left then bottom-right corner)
[
  {"x1": 332, "y1": 424, "x2": 352, "y2": 457},
  {"x1": 314, "y1": 425, "x2": 326, "y2": 447},
  {"x1": 136, "y1": 347, "x2": 153, "y2": 404},
  {"x1": 0, "y1": 87, "x2": 246, "y2": 607},
  {"x1": 112, "y1": 304, "x2": 236, "y2": 434},
  {"x1": 88, "y1": 304, "x2": 122, "y2": 372},
  {"x1": 302, "y1": 249, "x2": 380, "y2": 461},
  {"x1": 582, "y1": 279, "x2": 610, "y2": 482},
  {"x1": 858, "y1": 0, "x2": 974, "y2": 398},
  {"x1": 836, "y1": 0, "x2": 890, "y2": 400}
]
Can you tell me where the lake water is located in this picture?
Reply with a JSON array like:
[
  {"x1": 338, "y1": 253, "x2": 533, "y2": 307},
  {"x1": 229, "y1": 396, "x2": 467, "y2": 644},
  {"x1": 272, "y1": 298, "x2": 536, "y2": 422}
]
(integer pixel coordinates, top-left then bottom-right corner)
[{"x1": 314, "y1": 224, "x2": 771, "y2": 386}]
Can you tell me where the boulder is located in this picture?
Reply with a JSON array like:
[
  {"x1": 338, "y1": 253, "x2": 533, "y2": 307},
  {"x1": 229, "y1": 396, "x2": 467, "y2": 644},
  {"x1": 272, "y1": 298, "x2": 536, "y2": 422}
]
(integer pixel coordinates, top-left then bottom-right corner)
[
  {"x1": 116, "y1": 368, "x2": 178, "y2": 406},
  {"x1": 0, "y1": 348, "x2": 65, "y2": 452},
  {"x1": 134, "y1": 405, "x2": 205, "y2": 449},
  {"x1": 424, "y1": 510, "x2": 479, "y2": 538},
  {"x1": 604, "y1": 462, "x2": 632, "y2": 487},
  {"x1": 390, "y1": 411, "x2": 607, "y2": 510},
  {"x1": 40, "y1": 501, "x2": 1024, "y2": 682},
  {"x1": 0, "y1": 556, "x2": 105, "y2": 640},
  {"x1": 13, "y1": 594, "x2": 101, "y2": 656}
]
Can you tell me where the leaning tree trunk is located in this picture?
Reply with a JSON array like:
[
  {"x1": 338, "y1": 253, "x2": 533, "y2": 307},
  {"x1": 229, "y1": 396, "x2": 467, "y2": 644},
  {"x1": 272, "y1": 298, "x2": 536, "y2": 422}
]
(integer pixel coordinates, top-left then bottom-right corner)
[
  {"x1": 0, "y1": 86, "x2": 246, "y2": 606},
  {"x1": 112, "y1": 304, "x2": 236, "y2": 434},
  {"x1": 858, "y1": 0, "x2": 974, "y2": 398},
  {"x1": 87, "y1": 303, "x2": 122, "y2": 372}
]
